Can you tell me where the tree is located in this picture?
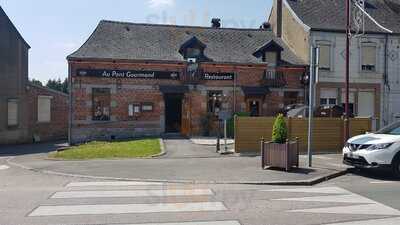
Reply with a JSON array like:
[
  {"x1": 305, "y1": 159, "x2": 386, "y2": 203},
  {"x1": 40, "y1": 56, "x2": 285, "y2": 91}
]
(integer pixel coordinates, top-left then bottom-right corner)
[
  {"x1": 46, "y1": 77, "x2": 69, "y2": 94},
  {"x1": 271, "y1": 114, "x2": 288, "y2": 144},
  {"x1": 30, "y1": 78, "x2": 43, "y2": 86}
]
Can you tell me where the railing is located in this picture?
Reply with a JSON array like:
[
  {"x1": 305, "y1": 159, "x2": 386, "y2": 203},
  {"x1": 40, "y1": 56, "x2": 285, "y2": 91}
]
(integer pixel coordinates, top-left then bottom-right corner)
[{"x1": 263, "y1": 69, "x2": 287, "y2": 88}]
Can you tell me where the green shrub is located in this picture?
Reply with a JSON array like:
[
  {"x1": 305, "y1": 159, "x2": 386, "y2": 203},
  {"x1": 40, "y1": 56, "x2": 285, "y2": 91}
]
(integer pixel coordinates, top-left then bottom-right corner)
[{"x1": 272, "y1": 114, "x2": 288, "y2": 144}]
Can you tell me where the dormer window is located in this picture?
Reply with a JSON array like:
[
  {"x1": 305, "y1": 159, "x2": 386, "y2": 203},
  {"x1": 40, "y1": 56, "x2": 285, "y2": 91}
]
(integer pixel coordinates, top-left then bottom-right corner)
[
  {"x1": 179, "y1": 36, "x2": 211, "y2": 62},
  {"x1": 186, "y1": 47, "x2": 202, "y2": 58},
  {"x1": 264, "y1": 51, "x2": 278, "y2": 66},
  {"x1": 253, "y1": 40, "x2": 283, "y2": 66}
]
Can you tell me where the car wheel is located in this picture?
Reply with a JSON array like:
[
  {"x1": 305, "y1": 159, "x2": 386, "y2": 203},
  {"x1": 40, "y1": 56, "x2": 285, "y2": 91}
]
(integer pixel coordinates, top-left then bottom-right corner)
[{"x1": 392, "y1": 157, "x2": 400, "y2": 178}]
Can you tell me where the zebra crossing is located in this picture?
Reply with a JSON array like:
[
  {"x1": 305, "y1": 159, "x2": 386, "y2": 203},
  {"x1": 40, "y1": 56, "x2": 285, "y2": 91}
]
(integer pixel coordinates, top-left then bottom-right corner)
[
  {"x1": 0, "y1": 165, "x2": 10, "y2": 170},
  {"x1": 28, "y1": 181, "x2": 241, "y2": 225},
  {"x1": 261, "y1": 186, "x2": 400, "y2": 225}
]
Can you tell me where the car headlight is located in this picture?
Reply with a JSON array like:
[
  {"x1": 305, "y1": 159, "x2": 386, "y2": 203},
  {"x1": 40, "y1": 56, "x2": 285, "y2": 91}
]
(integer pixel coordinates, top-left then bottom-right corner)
[{"x1": 366, "y1": 143, "x2": 394, "y2": 151}]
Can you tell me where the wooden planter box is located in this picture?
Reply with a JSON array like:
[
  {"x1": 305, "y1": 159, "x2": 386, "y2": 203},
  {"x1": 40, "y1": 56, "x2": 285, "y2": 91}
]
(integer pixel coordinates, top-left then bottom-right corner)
[{"x1": 261, "y1": 138, "x2": 299, "y2": 171}]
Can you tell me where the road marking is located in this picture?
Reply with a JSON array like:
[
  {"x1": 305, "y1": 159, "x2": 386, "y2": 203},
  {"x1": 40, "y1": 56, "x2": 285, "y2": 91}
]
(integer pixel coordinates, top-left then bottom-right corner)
[
  {"x1": 52, "y1": 189, "x2": 214, "y2": 199},
  {"x1": 370, "y1": 181, "x2": 396, "y2": 184},
  {"x1": 273, "y1": 194, "x2": 375, "y2": 204},
  {"x1": 323, "y1": 217, "x2": 400, "y2": 225},
  {"x1": 111, "y1": 221, "x2": 241, "y2": 225},
  {"x1": 261, "y1": 187, "x2": 348, "y2": 194},
  {"x1": 29, "y1": 202, "x2": 227, "y2": 216},
  {"x1": 66, "y1": 181, "x2": 164, "y2": 187},
  {"x1": 267, "y1": 186, "x2": 400, "y2": 216},
  {"x1": 0, "y1": 165, "x2": 10, "y2": 170},
  {"x1": 290, "y1": 203, "x2": 400, "y2": 216}
]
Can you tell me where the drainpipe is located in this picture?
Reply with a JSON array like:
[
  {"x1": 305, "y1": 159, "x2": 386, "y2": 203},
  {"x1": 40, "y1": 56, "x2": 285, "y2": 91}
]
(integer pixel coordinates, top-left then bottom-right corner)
[
  {"x1": 277, "y1": 0, "x2": 283, "y2": 38},
  {"x1": 68, "y1": 63, "x2": 72, "y2": 145},
  {"x1": 383, "y1": 34, "x2": 390, "y2": 126}
]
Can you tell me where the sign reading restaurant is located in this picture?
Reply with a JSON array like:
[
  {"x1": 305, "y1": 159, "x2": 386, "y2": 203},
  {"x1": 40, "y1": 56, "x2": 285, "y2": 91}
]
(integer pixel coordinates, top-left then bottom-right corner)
[
  {"x1": 77, "y1": 69, "x2": 180, "y2": 80},
  {"x1": 202, "y1": 72, "x2": 234, "y2": 80}
]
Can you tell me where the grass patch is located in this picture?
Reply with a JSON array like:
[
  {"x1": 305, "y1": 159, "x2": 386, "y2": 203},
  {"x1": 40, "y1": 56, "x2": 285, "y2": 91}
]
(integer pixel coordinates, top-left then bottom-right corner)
[{"x1": 50, "y1": 138, "x2": 161, "y2": 160}]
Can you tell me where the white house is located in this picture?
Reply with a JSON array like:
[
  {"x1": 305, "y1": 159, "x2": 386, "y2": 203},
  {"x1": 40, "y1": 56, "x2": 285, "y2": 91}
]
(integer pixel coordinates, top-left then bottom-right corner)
[{"x1": 269, "y1": 0, "x2": 400, "y2": 126}]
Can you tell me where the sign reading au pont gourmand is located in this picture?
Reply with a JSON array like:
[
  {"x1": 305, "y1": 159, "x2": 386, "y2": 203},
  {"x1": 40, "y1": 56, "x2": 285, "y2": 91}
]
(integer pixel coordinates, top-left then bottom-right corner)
[
  {"x1": 77, "y1": 69, "x2": 180, "y2": 80},
  {"x1": 202, "y1": 72, "x2": 234, "y2": 80}
]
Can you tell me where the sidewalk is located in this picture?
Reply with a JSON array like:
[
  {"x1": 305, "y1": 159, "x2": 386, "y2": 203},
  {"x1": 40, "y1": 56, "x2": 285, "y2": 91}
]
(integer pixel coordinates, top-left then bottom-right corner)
[{"x1": 8, "y1": 148, "x2": 349, "y2": 185}]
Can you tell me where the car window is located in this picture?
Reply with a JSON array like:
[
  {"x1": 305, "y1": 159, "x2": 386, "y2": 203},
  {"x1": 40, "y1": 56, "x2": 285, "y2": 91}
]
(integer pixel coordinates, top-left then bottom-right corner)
[
  {"x1": 388, "y1": 127, "x2": 400, "y2": 135},
  {"x1": 377, "y1": 122, "x2": 400, "y2": 135}
]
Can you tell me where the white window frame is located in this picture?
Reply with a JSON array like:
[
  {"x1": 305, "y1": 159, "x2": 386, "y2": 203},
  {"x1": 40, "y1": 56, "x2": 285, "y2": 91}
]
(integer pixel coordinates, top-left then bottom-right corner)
[
  {"x1": 316, "y1": 40, "x2": 332, "y2": 71},
  {"x1": 320, "y1": 88, "x2": 338, "y2": 106},
  {"x1": 360, "y1": 42, "x2": 377, "y2": 72},
  {"x1": 7, "y1": 99, "x2": 19, "y2": 127},
  {"x1": 37, "y1": 96, "x2": 53, "y2": 123}
]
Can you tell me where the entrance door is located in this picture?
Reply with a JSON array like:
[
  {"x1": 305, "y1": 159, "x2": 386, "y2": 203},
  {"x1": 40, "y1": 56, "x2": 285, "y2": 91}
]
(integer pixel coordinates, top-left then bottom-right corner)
[
  {"x1": 358, "y1": 92, "x2": 375, "y2": 117},
  {"x1": 164, "y1": 94, "x2": 183, "y2": 133},
  {"x1": 249, "y1": 100, "x2": 261, "y2": 117}
]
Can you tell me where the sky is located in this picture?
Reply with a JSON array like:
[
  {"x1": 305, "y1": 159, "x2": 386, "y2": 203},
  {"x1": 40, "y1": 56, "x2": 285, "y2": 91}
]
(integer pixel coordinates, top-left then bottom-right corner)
[{"x1": 0, "y1": 0, "x2": 272, "y2": 83}]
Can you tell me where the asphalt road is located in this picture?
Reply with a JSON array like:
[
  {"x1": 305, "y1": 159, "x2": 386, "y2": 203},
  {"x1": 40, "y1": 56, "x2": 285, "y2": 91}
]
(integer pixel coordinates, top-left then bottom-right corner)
[{"x1": 1, "y1": 155, "x2": 400, "y2": 225}]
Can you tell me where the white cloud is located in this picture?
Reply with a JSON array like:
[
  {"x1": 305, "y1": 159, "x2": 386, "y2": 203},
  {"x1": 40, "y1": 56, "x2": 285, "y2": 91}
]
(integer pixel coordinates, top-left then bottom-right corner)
[{"x1": 148, "y1": 0, "x2": 175, "y2": 8}]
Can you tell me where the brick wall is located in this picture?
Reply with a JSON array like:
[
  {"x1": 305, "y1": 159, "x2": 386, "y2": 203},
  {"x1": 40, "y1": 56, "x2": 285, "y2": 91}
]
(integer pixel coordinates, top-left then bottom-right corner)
[
  {"x1": 69, "y1": 60, "x2": 305, "y2": 142},
  {"x1": 27, "y1": 84, "x2": 68, "y2": 142}
]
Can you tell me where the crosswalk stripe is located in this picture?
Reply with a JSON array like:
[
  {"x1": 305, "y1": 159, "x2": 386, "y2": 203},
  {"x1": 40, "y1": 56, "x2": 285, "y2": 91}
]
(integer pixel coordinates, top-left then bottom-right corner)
[
  {"x1": 29, "y1": 202, "x2": 227, "y2": 216},
  {"x1": 370, "y1": 181, "x2": 395, "y2": 184},
  {"x1": 0, "y1": 165, "x2": 10, "y2": 170},
  {"x1": 261, "y1": 187, "x2": 348, "y2": 194},
  {"x1": 323, "y1": 217, "x2": 400, "y2": 225},
  {"x1": 273, "y1": 194, "x2": 375, "y2": 204},
  {"x1": 111, "y1": 221, "x2": 241, "y2": 225},
  {"x1": 66, "y1": 181, "x2": 164, "y2": 187},
  {"x1": 52, "y1": 189, "x2": 214, "y2": 199},
  {"x1": 290, "y1": 203, "x2": 400, "y2": 216}
]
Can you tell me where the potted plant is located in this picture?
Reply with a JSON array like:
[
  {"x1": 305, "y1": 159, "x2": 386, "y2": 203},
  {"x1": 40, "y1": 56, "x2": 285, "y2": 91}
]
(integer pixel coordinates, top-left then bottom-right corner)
[{"x1": 261, "y1": 114, "x2": 299, "y2": 171}]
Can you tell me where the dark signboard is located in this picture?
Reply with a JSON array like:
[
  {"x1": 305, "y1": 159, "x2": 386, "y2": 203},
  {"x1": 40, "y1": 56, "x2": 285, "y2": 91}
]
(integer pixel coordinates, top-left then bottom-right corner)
[
  {"x1": 76, "y1": 69, "x2": 180, "y2": 80},
  {"x1": 202, "y1": 72, "x2": 234, "y2": 80}
]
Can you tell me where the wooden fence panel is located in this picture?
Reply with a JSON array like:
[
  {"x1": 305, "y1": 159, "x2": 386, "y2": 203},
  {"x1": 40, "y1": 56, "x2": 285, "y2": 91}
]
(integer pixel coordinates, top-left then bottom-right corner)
[{"x1": 235, "y1": 117, "x2": 372, "y2": 153}]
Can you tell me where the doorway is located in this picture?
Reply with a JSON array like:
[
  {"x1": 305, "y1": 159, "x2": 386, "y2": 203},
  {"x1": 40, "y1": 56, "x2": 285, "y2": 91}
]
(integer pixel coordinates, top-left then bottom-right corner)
[
  {"x1": 164, "y1": 94, "x2": 183, "y2": 133},
  {"x1": 249, "y1": 100, "x2": 261, "y2": 117}
]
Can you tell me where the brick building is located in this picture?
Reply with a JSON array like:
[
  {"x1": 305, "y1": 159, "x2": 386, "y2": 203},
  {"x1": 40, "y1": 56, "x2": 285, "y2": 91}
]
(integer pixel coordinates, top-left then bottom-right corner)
[
  {"x1": 0, "y1": 6, "x2": 68, "y2": 145},
  {"x1": 67, "y1": 20, "x2": 306, "y2": 143}
]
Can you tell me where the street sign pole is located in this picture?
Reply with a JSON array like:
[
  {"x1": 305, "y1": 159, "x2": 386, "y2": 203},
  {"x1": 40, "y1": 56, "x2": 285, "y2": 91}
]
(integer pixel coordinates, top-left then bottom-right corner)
[
  {"x1": 345, "y1": 0, "x2": 351, "y2": 143},
  {"x1": 308, "y1": 47, "x2": 319, "y2": 168}
]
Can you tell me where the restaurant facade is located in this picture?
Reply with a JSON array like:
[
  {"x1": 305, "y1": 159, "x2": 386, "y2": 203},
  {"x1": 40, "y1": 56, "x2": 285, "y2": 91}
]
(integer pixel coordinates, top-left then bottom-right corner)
[{"x1": 67, "y1": 20, "x2": 307, "y2": 143}]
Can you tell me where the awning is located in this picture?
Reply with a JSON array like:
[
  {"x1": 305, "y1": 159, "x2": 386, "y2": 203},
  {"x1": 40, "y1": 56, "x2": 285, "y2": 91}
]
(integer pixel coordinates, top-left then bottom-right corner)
[
  {"x1": 159, "y1": 85, "x2": 189, "y2": 94},
  {"x1": 241, "y1": 86, "x2": 270, "y2": 96}
]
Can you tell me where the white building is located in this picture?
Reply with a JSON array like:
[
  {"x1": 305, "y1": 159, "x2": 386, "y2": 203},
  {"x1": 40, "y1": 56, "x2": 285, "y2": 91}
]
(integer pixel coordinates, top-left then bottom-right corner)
[{"x1": 269, "y1": 0, "x2": 400, "y2": 126}]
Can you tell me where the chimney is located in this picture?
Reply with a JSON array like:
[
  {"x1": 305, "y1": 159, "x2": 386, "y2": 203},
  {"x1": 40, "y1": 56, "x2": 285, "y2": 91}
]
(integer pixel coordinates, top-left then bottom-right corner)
[
  {"x1": 277, "y1": 0, "x2": 283, "y2": 37},
  {"x1": 211, "y1": 18, "x2": 221, "y2": 28}
]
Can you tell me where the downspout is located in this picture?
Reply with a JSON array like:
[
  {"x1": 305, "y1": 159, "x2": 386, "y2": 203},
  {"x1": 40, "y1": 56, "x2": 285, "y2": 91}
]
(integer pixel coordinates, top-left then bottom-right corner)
[
  {"x1": 383, "y1": 34, "x2": 390, "y2": 126},
  {"x1": 68, "y1": 62, "x2": 73, "y2": 145}
]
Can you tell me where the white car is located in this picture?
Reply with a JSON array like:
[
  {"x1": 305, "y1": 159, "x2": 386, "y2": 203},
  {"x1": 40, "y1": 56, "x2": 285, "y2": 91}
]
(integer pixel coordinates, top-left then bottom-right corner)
[{"x1": 343, "y1": 121, "x2": 400, "y2": 177}]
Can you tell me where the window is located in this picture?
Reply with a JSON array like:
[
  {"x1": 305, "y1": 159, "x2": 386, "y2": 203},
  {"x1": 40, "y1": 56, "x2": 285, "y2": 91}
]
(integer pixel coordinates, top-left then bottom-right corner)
[
  {"x1": 361, "y1": 45, "x2": 376, "y2": 71},
  {"x1": 341, "y1": 91, "x2": 355, "y2": 116},
  {"x1": 7, "y1": 99, "x2": 18, "y2": 126},
  {"x1": 92, "y1": 88, "x2": 111, "y2": 121},
  {"x1": 284, "y1": 91, "x2": 299, "y2": 106},
  {"x1": 264, "y1": 51, "x2": 278, "y2": 66},
  {"x1": 318, "y1": 44, "x2": 331, "y2": 70},
  {"x1": 207, "y1": 91, "x2": 223, "y2": 115},
  {"x1": 186, "y1": 48, "x2": 202, "y2": 58},
  {"x1": 320, "y1": 89, "x2": 337, "y2": 106},
  {"x1": 38, "y1": 96, "x2": 52, "y2": 123}
]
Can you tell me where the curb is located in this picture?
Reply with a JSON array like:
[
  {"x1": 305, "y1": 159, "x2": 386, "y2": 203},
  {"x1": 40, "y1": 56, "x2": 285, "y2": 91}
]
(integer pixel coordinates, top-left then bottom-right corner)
[{"x1": 6, "y1": 156, "x2": 348, "y2": 185}]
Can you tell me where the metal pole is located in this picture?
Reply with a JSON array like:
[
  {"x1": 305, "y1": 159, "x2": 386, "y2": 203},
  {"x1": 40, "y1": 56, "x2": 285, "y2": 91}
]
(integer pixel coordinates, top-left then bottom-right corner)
[
  {"x1": 345, "y1": 0, "x2": 351, "y2": 142},
  {"x1": 307, "y1": 47, "x2": 316, "y2": 168},
  {"x1": 224, "y1": 119, "x2": 228, "y2": 153}
]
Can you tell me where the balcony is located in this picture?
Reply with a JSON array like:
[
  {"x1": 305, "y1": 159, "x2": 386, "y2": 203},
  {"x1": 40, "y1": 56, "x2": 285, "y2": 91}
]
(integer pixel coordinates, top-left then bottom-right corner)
[{"x1": 263, "y1": 69, "x2": 287, "y2": 88}]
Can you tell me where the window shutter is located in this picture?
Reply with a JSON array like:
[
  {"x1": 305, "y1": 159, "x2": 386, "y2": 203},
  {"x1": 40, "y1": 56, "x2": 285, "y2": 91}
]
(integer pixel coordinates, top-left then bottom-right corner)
[
  {"x1": 318, "y1": 45, "x2": 330, "y2": 69},
  {"x1": 38, "y1": 96, "x2": 52, "y2": 122},
  {"x1": 362, "y1": 46, "x2": 376, "y2": 66},
  {"x1": 7, "y1": 100, "x2": 18, "y2": 126},
  {"x1": 320, "y1": 89, "x2": 337, "y2": 99}
]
